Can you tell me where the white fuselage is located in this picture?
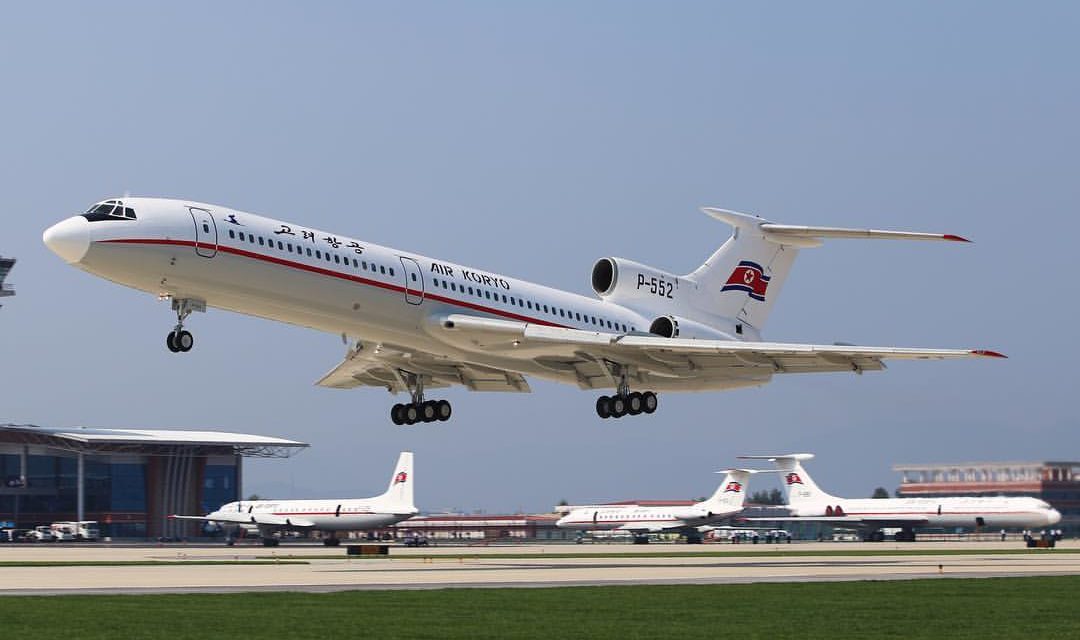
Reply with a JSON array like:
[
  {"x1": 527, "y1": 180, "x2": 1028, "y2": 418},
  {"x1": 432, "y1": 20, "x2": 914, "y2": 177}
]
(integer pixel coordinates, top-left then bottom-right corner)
[
  {"x1": 556, "y1": 505, "x2": 720, "y2": 532},
  {"x1": 793, "y1": 496, "x2": 1060, "y2": 529},
  {"x1": 212, "y1": 498, "x2": 414, "y2": 532},
  {"x1": 46, "y1": 197, "x2": 762, "y2": 393}
]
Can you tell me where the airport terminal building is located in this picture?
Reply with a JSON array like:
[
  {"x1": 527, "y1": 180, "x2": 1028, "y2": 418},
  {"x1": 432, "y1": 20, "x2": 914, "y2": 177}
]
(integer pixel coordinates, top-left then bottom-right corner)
[
  {"x1": 0, "y1": 424, "x2": 307, "y2": 539},
  {"x1": 895, "y1": 460, "x2": 1080, "y2": 535}
]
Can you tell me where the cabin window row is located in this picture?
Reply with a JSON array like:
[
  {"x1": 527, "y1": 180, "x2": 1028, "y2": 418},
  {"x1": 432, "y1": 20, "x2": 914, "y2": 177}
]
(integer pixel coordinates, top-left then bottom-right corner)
[
  {"x1": 226, "y1": 229, "x2": 394, "y2": 277},
  {"x1": 429, "y1": 277, "x2": 632, "y2": 333}
]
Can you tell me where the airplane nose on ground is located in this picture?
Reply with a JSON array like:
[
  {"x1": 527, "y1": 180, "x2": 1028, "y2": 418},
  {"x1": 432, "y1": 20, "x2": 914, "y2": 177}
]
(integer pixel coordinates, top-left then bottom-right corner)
[
  {"x1": 1048, "y1": 509, "x2": 1062, "y2": 525},
  {"x1": 43, "y1": 216, "x2": 90, "y2": 263}
]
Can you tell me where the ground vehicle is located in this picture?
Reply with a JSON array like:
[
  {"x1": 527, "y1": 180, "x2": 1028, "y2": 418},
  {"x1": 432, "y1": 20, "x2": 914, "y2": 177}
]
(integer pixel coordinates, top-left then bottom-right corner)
[
  {"x1": 50, "y1": 521, "x2": 100, "y2": 541},
  {"x1": 0, "y1": 528, "x2": 27, "y2": 542},
  {"x1": 403, "y1": 535, "x2": 430, "y2": 547},
  {"x1": 26, "y1": 526, "x2": 55, "y2": 542}
]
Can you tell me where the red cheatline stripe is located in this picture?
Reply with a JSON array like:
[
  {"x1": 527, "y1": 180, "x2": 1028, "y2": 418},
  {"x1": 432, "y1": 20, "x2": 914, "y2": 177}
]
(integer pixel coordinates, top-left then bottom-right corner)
[
  {"x1": 100, "y1": 238, "x2": 571, "y2": 329},
  {"x1": 970, "y1": 350, "x2": 1007, "y2": 358}
]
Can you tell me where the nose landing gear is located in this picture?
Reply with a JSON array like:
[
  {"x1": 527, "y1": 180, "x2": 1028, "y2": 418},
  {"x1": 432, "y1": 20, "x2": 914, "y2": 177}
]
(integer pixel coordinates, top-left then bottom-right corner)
[{"x1": 165, "y1": 298, "x2": 205, "y2": 353}]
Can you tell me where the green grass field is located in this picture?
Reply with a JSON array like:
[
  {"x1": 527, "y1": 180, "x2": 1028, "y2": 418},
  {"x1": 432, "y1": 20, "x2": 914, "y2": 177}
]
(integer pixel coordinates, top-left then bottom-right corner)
[{"x1": 1, "y1": 577, "x2": 1077, "y2": 639}]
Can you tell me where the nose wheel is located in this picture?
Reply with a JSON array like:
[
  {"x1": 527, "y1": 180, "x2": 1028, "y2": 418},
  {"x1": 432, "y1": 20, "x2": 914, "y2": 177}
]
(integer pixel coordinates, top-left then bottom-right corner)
[
  {"x1": 390, "y1": 371, "x2": 452, "y2": 425},
  {"x1": 167, "y1": 330, "x2": 194, "y2": 353},
  {"x1": 164, "y1": 298, "x2": 204, "y2": 354}
]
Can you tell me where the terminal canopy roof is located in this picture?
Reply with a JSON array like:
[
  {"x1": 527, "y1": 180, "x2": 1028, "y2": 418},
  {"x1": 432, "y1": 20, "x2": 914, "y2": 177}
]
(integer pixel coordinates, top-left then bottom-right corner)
[{"x1": 0, "y1": 424, "x2": 308, "y2": 458}]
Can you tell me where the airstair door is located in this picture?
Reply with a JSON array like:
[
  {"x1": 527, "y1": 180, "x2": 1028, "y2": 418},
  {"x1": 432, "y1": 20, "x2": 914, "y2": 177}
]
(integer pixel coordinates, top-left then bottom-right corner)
[
  {"x1": 189, "y1": 207, "x2": 218, "y2": 258},
  {"x1": 400, "y1": 257, "x2": 424, "y2": 305}
]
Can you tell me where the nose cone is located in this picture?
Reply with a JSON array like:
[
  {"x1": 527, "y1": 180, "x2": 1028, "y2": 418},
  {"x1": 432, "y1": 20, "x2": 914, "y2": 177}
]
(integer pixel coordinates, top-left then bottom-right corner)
[
  {"x1": 43, "y1": 217, "x2": 90, "y2": 263},
  {"x1": 1048, "y1": 508, "x2": 1062, "y2": 525}
]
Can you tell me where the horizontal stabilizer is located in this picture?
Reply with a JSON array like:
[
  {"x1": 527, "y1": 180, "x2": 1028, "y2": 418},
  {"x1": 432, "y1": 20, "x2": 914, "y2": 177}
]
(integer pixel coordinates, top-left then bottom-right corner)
[{"x1": 737, "y1": 454, "x2": 815, "y2": 462}]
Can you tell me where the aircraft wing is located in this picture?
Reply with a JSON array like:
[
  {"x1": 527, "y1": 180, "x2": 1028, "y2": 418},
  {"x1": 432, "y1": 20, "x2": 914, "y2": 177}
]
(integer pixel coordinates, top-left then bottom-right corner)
[
  {"x1": 169, "y1": 513, "x2": 317, "y2": 528},
  {"x1": 428, "y1": 314, "x2": 1003, "y2": 390},
  {"x1": 316, "y1": 339, "x2": 531, "y2": 393},
  {"x1": 615, "y1": 523, "x2": 679, "y2": 533}
]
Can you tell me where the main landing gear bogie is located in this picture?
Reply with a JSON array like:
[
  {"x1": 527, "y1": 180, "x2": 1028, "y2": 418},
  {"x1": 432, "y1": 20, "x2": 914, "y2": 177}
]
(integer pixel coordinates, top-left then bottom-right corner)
[
  {"x1": 391, "y1": 400, "x2": 452, "y2": 426},
  {"x1": 596, "y1": 391, "x2": 658, "y2": 419},
  {"x1": 390, "y1": 373, "x2": 452, "y2": 425}
]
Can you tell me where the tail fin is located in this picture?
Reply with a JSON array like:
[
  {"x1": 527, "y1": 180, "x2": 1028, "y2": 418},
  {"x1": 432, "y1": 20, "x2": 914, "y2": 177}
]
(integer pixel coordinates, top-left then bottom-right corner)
[
  {"x1": 377, "y1": 452, "x2": 414, "y2": 511},
  {"x1": 686, "y1": 208, "x2": 970, "y2": 332},
  {"x1": 697, "y1": 469, "x2": 759, "y2": 515},
  {"x1": 738, "y1": 453, "x2": 838, "y2": 514}
]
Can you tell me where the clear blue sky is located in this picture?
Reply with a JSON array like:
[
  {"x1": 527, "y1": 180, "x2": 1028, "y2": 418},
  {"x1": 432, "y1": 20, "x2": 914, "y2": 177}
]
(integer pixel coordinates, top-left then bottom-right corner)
[{"x1": 1, "y1": 2, "x2": 1077, "y2": 512}]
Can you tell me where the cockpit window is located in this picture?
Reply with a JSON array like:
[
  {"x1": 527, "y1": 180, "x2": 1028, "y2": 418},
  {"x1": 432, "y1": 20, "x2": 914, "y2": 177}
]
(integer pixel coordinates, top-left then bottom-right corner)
[{"x1": 83, "y1": 199, "x2": 136, "y2": 222}]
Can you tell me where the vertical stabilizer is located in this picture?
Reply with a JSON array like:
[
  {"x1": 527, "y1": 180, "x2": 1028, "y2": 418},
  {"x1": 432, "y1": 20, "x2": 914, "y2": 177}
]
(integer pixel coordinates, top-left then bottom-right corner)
[
  {"x1": 685, "y1": 209, "x2": 800, "y2": 331},
  {"x1": 688, "y1": 208, "x2": 970, "y2": 332},
  {"x1": 697, "y1": 469, "x2": 757, "y2": 515},
  {"x1": 378, "y1": 452, "x2": 414, "y2": 511},
  {"x1": 738, "y1": 453, "x2": 837, "y2": 514}
]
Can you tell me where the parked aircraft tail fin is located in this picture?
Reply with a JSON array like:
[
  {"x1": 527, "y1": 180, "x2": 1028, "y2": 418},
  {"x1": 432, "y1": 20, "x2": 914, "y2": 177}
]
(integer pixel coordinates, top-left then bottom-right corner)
[
  {"x1": 737, "y1": 453, "x2": 839, "y2": 512},
  {"x1": 378, "y1": 452, "x2": 414, "y2": 511},
  {"x1": 698, "y1": 469, "x2": 761, "y2": 514}
]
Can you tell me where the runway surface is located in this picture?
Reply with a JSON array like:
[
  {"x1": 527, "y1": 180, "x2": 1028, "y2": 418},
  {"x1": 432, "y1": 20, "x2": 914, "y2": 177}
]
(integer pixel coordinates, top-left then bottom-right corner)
[{"x1": 3, "y1": 540, "x2": 1076, "y2": 595}]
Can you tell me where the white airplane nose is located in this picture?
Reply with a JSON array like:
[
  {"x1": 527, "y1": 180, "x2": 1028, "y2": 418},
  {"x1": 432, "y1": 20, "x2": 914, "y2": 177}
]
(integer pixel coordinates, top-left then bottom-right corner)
[
  {"x1": 1048, "y1": 509, "x2": 1062, "y2": 525},
  {"x1": 43, "y1": 216, "x2": 90, "y2": 263}
]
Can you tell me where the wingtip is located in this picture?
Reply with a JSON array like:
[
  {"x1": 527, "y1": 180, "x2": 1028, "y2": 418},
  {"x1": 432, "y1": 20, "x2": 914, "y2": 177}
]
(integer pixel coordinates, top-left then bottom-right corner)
[
  {"x1": 944, "y1": 234, "x2": 972, "y2": 243},
  {"x1": 971, "y1": 349, "x2": 1007, "y2": 358}
]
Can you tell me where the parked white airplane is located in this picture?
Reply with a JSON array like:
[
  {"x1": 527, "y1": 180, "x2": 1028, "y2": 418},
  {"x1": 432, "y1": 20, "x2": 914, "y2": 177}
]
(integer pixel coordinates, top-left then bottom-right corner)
[
  {"x1": 738, "y1": 454, "x2": 1061, "y2": 541},
  {"x1": 43, "y1": 198, "x2": 1003, "y2": 424},
  {"x1": 170, "y1": 451, "x2": 416, "y2": 546},
  {"x1": 555, "y1": 469, "x2": 762, "y2": 543}
]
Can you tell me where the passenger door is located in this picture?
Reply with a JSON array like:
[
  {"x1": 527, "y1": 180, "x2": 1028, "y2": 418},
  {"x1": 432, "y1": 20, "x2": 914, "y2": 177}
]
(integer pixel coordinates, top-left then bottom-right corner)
[
  {"x1": 189, "y1": 207, "x2": 218, "y2": 258},
  {"x1": 400, "y1": 257, "x2": 424, "y2": 305}
]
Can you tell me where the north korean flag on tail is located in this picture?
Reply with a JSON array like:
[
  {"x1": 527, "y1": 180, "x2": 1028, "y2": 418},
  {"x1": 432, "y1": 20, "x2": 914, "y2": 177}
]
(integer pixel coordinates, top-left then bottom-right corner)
[
  {"x1": 720, "y1": 260, "x2": 771, "y2": 301},
  {"x1": 393, "y1": 471, "x2": 408, "y2": 485}
]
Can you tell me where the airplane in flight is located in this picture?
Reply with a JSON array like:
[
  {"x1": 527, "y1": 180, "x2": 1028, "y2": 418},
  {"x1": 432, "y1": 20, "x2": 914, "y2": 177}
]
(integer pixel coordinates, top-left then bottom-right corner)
[
  {"x1": 737, "y1": 454, "x2": 1062, "y2": 541},
  {"x1": 43, "y1": 197, "x2": 1003, "y2": 425},
  {"x1": 555, "y1": 468, "x2": 764, "y2": 543},
  {"x1": 170, "y1": 451, "x2": 416, "y2": 546}
]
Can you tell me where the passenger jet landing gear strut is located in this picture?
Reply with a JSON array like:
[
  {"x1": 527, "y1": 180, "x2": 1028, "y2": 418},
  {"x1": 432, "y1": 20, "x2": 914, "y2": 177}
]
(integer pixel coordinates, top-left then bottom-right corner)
[
  {"x1": 166, "y1": 298, "x2": 205, "y2": 353},
  {"x1": 390, "y1": 372, "x2": 452, "y2": 426},
  {"x1": 595, "y1": 363, "x2": 658, "y2": 419}
]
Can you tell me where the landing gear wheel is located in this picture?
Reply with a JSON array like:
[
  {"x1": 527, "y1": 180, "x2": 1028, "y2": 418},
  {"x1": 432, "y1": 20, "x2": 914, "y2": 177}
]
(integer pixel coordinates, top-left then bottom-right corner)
[
  {"x1": 175, "y1": 330, "x2": 194, "y2": 352},
  {"x1": 391, "y1": 404, "x2": 406, "y2": 426},
  {"x1": 596, "y1": 396, "x2": 612, "y2": 419},
  {"x1": 420, "y1": 401, "x2": 437, "y2": 423},
  {"x1": 403, "y1": 403, "x2": 420, "y2": 425},
  {"x1": 166, "y1": 331, "x2": 180, "y2": 353},
  {"x1": 609, "y1": 395, "x2": 628, "y2": 418},
  {"x1": 627, "y1": 391, "x2": 643, "y2": 415},
  {"x1": 435, "y1": 400, "x2": 452, "y2": 422},
  {"x1": 641, "y1": 391, "x2": 658, "y2": 414}
]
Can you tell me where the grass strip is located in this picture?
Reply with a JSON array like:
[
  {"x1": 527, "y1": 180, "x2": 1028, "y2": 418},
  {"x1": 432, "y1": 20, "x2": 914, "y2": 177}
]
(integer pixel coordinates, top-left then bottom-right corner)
[{"x1": 0, "y1": 576, "x2": 1076, "y2": 639}]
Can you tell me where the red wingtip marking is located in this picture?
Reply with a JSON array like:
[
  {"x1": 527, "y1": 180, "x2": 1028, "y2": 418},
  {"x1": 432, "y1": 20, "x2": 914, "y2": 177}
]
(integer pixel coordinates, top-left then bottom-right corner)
[
  {"x1": 943, "y1": 234, "x2": 971, "y2": 243},
  {"x1": 971, "y1": 350, "x2": 1007, "y2": 358}
]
